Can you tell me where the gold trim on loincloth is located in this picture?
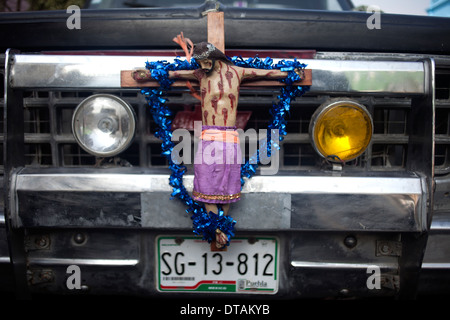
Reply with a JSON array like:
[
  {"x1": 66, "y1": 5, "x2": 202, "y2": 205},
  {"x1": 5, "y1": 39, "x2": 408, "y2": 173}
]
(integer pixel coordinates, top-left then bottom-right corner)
[
  {"x1": 200, "y1": 129, "x2": 240, "y2": 144},
  {"x1": 192, "y1": 190, "x2": 241, "y2": 201}
]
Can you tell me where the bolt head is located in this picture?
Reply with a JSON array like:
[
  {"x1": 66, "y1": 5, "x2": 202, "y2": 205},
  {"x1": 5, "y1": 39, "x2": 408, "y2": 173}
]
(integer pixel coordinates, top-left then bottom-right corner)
[
  {"x1": 73, "y1": 233, "x2": 86, "y2": 245},
  {"x1": 343, "y1": 235, "x2": 357, "y2": 248}
]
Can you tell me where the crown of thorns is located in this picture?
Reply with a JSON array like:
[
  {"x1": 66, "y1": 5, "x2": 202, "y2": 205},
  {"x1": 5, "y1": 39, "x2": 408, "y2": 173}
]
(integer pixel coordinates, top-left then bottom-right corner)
[{"x1": 192, "y1": 42, "x2": 229, "y2": 61}]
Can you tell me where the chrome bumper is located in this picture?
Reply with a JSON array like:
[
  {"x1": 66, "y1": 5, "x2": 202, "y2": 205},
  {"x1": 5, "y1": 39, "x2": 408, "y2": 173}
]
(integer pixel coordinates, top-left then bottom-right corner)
[
  {"x1": 10, "y1": 170, "x2": 428, "y2": 233},
  {"x1": 6, "y1": 169, "x2": 429, "y2": 298}
]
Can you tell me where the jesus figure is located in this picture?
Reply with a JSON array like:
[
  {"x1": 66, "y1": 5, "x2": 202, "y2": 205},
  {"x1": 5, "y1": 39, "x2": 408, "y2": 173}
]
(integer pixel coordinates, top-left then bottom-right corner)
[{"x1": 133, "y1": 42, "x2": 300, "y2": 248}]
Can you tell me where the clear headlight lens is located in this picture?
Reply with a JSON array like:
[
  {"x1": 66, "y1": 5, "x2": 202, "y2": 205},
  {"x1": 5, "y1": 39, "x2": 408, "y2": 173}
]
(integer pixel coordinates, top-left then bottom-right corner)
[
  {"x1": 309, "y1": 99, "x2": 373, "y2": 162},
  {"x1": 72, "y1": 94, "x2": 136, "y2": 157}
]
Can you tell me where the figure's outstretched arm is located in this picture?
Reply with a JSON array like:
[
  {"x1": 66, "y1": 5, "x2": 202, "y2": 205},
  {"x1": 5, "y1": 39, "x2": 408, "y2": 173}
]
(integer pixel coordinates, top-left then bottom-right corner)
[
  {"x1": 241, "y1": 67, "x2": 303, "y2": 81},
  {"x1": 131, "y1": 69, "x2": 197, "y2": 81},
  {"x1": 168, "y1": 70, "x2": 198, "y2": 80}
]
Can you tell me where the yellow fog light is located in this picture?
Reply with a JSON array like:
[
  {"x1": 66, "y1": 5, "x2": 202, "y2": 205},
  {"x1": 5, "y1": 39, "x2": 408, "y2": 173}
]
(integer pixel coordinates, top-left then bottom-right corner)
[{"x1": 309, "y1": 99, "x2": 373, "y2": 162}]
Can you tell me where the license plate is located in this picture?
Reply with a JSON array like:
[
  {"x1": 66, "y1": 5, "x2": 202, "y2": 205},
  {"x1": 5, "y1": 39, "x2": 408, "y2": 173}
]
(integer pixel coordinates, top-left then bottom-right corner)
[{"x1": 156, "y1": 236, "x2": 279, "y2": 294}]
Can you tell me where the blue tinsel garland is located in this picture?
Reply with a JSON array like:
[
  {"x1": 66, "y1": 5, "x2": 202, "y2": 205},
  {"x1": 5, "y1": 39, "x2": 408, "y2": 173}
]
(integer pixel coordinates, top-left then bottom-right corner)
[{"x1": 141, "y1": 56, "x2": 309, "y2": 245}]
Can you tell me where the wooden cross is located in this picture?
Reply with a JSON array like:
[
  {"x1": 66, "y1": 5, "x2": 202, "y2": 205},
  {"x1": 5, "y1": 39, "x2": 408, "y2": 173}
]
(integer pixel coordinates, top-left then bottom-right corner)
[{"x1": 120, "y1": 12, "x2": 311, "y2": 88}]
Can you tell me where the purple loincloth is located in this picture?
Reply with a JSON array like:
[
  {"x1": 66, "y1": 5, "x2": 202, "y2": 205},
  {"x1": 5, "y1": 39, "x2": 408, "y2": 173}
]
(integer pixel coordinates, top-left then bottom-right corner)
[{"x1": 193, "y1": 125, "x2": 242, "y2": 204}]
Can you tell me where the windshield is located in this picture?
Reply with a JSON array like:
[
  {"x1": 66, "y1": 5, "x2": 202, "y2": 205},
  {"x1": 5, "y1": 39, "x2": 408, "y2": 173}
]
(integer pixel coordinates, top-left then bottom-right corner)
[{"x1": 87, "y1": 0, "x2": 352, "y2": 10}]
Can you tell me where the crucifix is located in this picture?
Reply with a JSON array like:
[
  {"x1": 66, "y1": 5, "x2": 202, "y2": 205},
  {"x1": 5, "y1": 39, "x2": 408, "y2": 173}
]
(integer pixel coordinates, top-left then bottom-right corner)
[{"x1": 121, "y1": 12, "x2": 311, "y2": 249}]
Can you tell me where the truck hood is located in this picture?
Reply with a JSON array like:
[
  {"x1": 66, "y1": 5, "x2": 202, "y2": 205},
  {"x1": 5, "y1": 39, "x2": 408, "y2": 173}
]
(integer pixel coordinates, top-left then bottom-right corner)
[{"x1": 0, "y1": 2, "x2": 450, "y2": 54}]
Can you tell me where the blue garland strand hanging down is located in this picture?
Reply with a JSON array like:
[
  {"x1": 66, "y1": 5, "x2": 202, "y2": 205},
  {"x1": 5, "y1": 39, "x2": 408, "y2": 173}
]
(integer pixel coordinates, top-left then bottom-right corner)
[{"x1": 140, "y1": 55, "x2": 309, "y2": 245}]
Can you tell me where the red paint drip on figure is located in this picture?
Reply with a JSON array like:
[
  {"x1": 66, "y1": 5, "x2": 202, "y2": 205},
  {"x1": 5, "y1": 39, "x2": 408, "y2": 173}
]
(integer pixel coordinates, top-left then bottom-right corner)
[
  {"x1": 225, "y1": 65, "x2": 233, "y2": 88},
  {"x1": 222, "y1": 108, "x2": 228, "y2": 127},
  {"x1": 228, "y1": 93, "x2": 236, "y2": 110},
  {"x1": 203, "y1": 110, "x2": 208, "y2": 123},
  {"x1": 217, "y1": 61, "x2": 224, "y2": 100},
  {"x1": 230, "y1": 66, "x2": 241, "y2": 82},
  {"x1": 218, "y1": 81, "x2": 224, "y2": 100},
  {"x1": 201, "y1": 87, "x2": 207, "y2": 106},
  {"x1": 212, "y1": 114, "x2": 216, "y2": 125},
  {"x1": 194, "y1": 69, "x2": 205, "y2": 81},
  {"x1": 211, "y1": 97, "x2": 219, "y2": 114}
]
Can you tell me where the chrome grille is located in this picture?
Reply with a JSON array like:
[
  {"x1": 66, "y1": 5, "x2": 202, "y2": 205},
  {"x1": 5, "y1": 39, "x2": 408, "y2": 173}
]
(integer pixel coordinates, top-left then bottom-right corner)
[
  {"x1": 435, "y1": 66, "x2": 450, "y2": 175},
  {"x1": 5, "y1": 53, "x2": 436, "y2": 174},
  {"x1": 19, "y1": 88, "x2": 419, "y2": 172}
]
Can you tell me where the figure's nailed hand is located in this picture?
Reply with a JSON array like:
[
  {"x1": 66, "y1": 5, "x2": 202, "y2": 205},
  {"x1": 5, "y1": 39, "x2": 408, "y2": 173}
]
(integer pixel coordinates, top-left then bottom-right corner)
[
  {"x1": 294, "y1": 68, "x2": 305, "y2": 78},
  {"x1": 132, "y1": 69, "x2": 151, "y2": 81}
]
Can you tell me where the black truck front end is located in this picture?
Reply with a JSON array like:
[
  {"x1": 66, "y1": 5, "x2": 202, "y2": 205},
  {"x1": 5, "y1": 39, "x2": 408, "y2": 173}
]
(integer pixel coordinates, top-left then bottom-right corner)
[{"x1": 0, "y1": 1, "x2": 450, "y2": 300}]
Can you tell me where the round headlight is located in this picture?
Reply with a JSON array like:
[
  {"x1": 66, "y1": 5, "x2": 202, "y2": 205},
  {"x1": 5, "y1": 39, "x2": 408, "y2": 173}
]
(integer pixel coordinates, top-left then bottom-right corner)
[
  {"x1": 72, "y1": 94, "x2": 136, "y2": 157},
  {"x1": 309, "y1": 99, "x2": 373, "y2": 162}
]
